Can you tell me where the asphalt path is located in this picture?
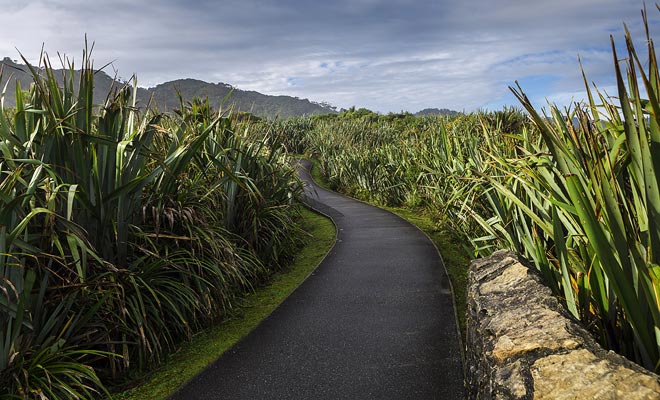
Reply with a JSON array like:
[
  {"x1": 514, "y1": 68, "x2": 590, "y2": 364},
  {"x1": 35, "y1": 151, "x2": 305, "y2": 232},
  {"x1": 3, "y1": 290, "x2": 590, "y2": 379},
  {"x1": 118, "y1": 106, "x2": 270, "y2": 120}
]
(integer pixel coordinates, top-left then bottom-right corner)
[{"x1": 169, "y1": 160, "x2": 465, "y2": 399}]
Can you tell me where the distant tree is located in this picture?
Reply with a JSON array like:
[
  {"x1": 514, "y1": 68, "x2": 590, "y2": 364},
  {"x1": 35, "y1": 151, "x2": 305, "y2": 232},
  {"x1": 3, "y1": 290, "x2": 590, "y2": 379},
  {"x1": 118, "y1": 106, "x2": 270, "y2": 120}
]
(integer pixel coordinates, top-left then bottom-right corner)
[{"x1": 339, "y1": 106, "x2": 378, "y2": 121}]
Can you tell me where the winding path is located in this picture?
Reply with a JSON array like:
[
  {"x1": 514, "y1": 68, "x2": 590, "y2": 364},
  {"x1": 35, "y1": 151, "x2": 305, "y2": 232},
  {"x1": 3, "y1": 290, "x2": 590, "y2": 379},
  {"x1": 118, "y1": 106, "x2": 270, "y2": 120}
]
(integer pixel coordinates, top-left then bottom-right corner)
[{"x1": 169, "y1": 160, "x2": 465, "y2": 399}]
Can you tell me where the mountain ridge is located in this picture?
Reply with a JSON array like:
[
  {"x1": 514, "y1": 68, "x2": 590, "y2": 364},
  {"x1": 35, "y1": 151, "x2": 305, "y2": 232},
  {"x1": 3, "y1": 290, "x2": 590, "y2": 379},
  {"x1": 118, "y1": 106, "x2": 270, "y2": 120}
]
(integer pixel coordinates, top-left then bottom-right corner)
[
  {"x1": 414, "y1": 107, "x2": 460, "y2": 116},
  {"x1": 0, "y1": 57, "x2": 336, "y2": 118},
  {"x1": 1, "y1": 57, "x2": 459, "y2": 118}
]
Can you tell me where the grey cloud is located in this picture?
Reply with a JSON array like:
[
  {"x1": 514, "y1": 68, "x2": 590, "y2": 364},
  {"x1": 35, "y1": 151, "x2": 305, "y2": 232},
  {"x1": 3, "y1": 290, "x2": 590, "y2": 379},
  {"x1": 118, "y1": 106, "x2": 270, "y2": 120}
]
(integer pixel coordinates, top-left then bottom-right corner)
[{"x1": 0, "y1": 0, "x2": 656, "y2": 112}]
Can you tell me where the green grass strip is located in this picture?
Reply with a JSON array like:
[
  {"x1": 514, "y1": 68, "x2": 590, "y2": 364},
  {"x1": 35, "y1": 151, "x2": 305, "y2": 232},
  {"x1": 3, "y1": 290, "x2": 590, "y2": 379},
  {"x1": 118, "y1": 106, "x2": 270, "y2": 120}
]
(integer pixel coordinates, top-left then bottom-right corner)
[{"x1": 114, "y1": 207, "x2": 336, "y2": 400}]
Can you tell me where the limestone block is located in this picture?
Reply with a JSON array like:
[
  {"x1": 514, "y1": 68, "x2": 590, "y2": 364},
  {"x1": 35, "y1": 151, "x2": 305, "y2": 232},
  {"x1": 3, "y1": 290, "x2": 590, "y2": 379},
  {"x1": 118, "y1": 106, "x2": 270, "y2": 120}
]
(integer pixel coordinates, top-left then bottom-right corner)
[
  {"x1": 465, "y1": 250, "x2": 660, "y2": 400},
  {"x1": 532, "y1": 349, "x2": 660, "y2": 400}
]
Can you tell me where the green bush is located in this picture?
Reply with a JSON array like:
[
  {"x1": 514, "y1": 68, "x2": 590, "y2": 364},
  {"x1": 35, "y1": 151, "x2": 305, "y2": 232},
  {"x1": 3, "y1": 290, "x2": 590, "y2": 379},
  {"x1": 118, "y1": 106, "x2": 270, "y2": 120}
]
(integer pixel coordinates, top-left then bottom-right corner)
[{"x1": 0, "y1": 49, "x2": 303, "y2": 397}]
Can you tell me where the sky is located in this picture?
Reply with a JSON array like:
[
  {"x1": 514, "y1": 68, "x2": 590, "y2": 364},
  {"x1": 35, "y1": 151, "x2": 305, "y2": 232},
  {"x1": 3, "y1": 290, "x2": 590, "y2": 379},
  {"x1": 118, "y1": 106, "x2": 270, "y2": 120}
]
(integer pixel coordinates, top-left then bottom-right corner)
[{"x1": 0, "y1": 0, "x2": 658, "y2": 113}]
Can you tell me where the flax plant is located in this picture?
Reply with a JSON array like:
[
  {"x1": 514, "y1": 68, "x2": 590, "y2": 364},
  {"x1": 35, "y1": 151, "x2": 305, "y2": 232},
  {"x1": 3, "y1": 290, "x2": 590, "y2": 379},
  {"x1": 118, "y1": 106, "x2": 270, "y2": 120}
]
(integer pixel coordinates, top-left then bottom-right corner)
[
  {"x1": 466, "y1": 9, "x2": 660, "y2": 370},
  {"x1": 1, "y1": 46, "x2": 305, "y2": 398},
  {"x1": 297, "y1": 7, "x2": 660, "y2": 371}
]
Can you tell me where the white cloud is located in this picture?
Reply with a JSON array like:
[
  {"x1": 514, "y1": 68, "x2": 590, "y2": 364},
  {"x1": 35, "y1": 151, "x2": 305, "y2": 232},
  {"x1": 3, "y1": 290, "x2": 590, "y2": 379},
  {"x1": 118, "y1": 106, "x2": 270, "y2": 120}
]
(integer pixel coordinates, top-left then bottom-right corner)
[{"x1": 0, "y1": 0, "x2": 656, "y2": 112}]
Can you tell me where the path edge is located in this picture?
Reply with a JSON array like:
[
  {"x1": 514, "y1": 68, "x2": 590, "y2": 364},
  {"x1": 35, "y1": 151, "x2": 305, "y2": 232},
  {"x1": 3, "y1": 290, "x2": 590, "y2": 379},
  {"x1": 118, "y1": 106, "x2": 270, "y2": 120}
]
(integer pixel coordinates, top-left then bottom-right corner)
[
  {"x1": 165, "y1": 193, "x2": 338, "y2": 399},
  {"x1": 298, "y1": 159, "x2": 466, "y2": 378}
]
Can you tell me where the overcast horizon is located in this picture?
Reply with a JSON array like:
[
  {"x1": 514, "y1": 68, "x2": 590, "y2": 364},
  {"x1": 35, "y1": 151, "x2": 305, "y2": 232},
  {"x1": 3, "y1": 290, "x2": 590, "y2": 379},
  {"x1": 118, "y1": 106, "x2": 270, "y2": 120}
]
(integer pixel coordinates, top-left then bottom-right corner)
[{"x1": 0, "y1": 0, "x2": 658, "y2": 113}]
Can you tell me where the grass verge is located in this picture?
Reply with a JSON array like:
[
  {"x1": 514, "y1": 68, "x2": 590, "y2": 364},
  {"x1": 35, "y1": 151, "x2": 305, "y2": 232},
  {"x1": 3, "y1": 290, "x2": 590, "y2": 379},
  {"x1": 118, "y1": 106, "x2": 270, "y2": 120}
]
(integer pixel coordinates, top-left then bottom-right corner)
[
  {"x1": 309, "y1": 157, "x2": 333, "y2": 189},
  {"x1": 308, "y1": 156, "x2": 469, "y2": 339},
  {"x1": 113, "y1": 206, "x2": 336, "y2": 400}
]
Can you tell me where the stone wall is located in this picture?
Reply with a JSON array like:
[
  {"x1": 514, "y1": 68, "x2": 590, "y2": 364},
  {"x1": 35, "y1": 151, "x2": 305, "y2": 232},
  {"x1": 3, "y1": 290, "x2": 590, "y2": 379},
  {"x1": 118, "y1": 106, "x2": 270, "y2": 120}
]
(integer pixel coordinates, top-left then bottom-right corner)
[{"x1": 465, "y1": 250, "x2": 660, "y2": 399}]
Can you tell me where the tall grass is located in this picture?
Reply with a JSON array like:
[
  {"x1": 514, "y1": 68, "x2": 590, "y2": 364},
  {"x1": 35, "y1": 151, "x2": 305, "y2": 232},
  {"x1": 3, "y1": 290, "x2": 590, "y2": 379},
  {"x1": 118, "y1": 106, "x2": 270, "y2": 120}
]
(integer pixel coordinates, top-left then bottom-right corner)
[
  {"x1": 492, "y1": 9, "x2": 660, "y2": 368},
  {"x1": 294, "y1": 9, "x2": 660, "y2": 372},
  {"x1": 0, "y1": 48, "x2": 303, "y2": 397}
]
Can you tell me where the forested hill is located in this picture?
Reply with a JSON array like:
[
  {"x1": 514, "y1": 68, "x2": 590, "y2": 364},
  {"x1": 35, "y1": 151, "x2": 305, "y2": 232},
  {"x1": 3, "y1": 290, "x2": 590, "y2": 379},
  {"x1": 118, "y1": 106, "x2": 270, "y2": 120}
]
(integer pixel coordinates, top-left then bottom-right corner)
[
  {"x1": 0, "y1": 57, "x2": 337, "y2": 118},
  {"x1": 145, "y1": 78, "x2": 336, "y2": 118},
  {"x1": 414, "y1": 108, "x2": 460, "y2": 116}
]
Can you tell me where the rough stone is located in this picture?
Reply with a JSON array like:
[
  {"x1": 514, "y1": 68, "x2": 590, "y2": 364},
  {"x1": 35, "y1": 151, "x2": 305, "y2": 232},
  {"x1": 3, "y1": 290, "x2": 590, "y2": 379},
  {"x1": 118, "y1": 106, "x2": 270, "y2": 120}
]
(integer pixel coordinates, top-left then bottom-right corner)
[
  {"x1": 495, "y1": 361, "x2": 528, "y2": 398},
  {"x1": 466, "y1": 250, "x2": 660, "y2": 399},
  {"x1": 532, "y1": 349, "x2": 660, "y2": 399}
]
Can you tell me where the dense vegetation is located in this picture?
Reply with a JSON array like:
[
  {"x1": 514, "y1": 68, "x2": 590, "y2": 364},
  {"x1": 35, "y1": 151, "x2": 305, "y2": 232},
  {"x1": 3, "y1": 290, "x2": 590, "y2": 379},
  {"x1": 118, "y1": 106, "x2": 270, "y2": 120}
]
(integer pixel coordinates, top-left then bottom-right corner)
[
  {"x1": 3, "y1": 6, "x2": 660, "y2": 399},
  {"x1": 283, "y1": 11, "x2": 660, "y2": 372},
  {"x1": 115, "y1": 206, "x2": 335, "y2": 400},
  {"x1": 0, "y1": 50, "x2": 305, "y2": 398}
]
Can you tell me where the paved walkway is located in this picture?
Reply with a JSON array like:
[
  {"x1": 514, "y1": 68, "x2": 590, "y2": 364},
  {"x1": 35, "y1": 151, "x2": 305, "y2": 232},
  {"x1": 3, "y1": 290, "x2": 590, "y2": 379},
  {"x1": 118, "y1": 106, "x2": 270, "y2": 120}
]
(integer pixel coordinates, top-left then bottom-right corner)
[{"x1": 170, "y1": 160, "x2": 465, "y2": 399}]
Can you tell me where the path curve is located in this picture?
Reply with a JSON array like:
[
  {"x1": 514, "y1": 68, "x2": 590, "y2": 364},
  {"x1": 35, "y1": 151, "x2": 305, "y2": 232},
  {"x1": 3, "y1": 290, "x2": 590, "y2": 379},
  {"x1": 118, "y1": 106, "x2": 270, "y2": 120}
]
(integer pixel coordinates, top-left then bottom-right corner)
[{"x1": 169, "y1": 160, "x2": 465, "y2": 399}]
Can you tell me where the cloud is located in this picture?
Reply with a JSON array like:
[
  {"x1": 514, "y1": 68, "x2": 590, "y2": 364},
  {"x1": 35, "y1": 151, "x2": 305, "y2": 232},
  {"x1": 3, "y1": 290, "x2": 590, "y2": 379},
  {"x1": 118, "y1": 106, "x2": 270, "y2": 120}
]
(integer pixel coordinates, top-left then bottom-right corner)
[{"x1": 0, "y1": 0, "x2": 656, "y2": 112}]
